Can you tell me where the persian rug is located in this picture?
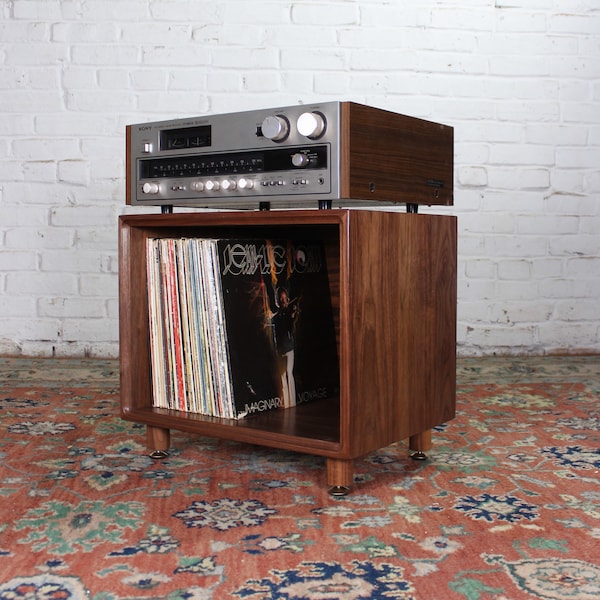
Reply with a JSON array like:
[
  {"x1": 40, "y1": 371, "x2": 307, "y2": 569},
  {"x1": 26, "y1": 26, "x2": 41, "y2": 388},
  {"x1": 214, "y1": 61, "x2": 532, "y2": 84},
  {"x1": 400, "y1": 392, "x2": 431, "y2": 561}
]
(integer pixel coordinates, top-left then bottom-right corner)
[{"x1": 0, "y1": 355, "x2": 598, "y2": 599}]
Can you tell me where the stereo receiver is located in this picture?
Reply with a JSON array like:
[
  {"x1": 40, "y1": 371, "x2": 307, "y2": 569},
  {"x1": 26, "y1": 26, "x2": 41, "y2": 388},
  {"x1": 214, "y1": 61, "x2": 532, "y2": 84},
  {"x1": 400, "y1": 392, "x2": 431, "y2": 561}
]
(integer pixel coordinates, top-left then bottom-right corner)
[{"x1": 126, "y1": 101, "x2": 453, "y2": 210}]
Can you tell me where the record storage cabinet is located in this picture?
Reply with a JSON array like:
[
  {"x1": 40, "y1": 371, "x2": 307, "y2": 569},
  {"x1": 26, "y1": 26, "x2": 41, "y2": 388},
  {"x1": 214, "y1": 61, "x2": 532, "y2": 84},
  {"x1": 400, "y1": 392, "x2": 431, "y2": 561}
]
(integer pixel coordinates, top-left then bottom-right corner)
[{"x1": 119, "y1": 208, "x2": 457, "y2": 493}]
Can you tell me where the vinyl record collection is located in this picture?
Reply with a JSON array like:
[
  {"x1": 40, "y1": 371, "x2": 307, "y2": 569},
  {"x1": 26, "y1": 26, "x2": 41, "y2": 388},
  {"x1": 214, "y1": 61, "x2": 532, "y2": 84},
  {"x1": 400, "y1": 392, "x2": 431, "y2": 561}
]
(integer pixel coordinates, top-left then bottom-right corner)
[
  {"x1": 146, "y1": 237, "x2": 236, "y2": 417},
  {"x1": 146, "y1": 237, "x2": 339, "y2": 420}
]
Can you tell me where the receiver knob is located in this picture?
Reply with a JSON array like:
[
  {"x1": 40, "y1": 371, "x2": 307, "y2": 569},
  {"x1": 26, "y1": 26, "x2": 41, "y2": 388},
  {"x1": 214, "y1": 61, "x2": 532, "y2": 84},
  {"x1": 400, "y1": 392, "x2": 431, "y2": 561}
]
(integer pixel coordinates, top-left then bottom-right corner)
[
  {"x1": 204, "y1": 180, "x2": 220, "y2": 191},
  {"x1": 238, "y1": 178, "x2": 254, "y2": 189},
  {"x1": 190, "y1": 181, "x2": 204, "y2": 192},
  {"x1": 221, "y1": 179, "x2": 236, "y2": 191},
  {"x1": 142, "y1": 182, "x2": 159, "y2": 195},
  {"x1": 261, "y1": 115, "x2": 290, "y2": 141},
  {"x1": 291, "y1": 152, "x2": 310, "y2": 167},
  {"x1": 297, "y1": 111, "x2": 326, "y2": 139}
]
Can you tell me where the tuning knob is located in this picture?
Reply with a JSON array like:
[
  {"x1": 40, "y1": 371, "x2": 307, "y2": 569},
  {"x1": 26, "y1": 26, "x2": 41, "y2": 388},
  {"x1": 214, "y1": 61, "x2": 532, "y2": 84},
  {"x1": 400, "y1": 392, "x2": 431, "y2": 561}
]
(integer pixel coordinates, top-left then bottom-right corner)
[
  {"x1": 291, "y1": 153, "x2": 310, "y2": 167},
  {"x1": 190, "y1": 181, "x2": 204, "y2": 192},
  {"x1": 261, "y1": 115, "x2": 290, "y2": 141},
  {"x1": 142, "y1": 182, "x2": 159, "y2": 195},
  {"x1": 297, "y1": 111, "x2": 326, "y2": 139},
  {"x1": 204, "y1": 180, "x2": 220, "y2": 191}
]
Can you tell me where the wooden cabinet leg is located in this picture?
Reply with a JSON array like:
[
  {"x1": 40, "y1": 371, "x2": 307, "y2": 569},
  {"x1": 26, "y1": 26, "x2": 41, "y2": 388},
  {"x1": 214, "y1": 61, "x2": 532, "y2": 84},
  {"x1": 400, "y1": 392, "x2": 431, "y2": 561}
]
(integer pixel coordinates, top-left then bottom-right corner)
[
  {"x1": 327, "y1": 458, "x2": 354, "y2": 496},
  {"x1": 147, "y1": 425, "x2": 170, "y2": 459},
  {"x1": 409, "y1": 429, "x2": 432, "y2": 461}
]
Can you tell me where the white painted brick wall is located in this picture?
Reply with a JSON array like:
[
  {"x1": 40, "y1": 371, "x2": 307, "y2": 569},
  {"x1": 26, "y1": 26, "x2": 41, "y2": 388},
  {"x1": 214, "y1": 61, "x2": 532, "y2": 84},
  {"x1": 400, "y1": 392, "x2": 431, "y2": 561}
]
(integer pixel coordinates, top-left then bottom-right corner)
[{"x1": 1, "y1": 0, "x2": 599, "y2": 357}]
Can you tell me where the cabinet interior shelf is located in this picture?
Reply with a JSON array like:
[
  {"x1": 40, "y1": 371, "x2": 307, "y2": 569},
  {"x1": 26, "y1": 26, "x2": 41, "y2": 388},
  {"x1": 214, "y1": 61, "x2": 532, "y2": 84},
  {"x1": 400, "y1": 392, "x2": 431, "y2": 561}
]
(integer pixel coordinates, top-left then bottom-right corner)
[{"x1": 123, "y1": 395, "x2": 341, "y2": 455}]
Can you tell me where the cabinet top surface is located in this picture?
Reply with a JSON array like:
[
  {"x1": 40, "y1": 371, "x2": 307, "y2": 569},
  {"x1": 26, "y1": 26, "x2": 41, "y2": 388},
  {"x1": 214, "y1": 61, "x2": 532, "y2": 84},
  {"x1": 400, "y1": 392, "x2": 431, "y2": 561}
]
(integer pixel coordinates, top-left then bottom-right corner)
[{"x1": 119, "y1": 209, "x2": 455, "y2": 227}]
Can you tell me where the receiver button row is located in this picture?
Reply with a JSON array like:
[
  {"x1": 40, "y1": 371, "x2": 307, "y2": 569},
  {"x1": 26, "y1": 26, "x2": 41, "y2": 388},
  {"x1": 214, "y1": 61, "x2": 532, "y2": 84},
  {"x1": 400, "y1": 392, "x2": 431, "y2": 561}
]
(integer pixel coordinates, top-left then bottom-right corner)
[
  {"x1": 238, "y1": 178, "x2": 254, "y2": 189},
  {"x1": 221, "y1": 179, "x2": 236, "y2": 191},
  {"x1": 190, "y1": 179, "x2": 255, "y2": 192}
]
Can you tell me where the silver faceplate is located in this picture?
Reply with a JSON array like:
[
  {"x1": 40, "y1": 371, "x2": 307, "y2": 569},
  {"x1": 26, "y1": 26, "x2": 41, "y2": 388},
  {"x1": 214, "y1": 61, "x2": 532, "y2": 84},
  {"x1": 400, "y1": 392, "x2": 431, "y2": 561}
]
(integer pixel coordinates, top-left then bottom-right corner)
[{"x1": 128, "y1": 102, "x2": 344, "y2": 210}]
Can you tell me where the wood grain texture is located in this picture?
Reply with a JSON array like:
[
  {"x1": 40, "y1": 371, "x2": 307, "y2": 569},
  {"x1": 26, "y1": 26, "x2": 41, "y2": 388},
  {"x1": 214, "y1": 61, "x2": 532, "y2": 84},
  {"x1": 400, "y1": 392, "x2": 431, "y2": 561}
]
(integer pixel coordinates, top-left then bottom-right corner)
[
  {"x1": 344, "y1": 210, "x2": 456, "y2": 457},
  {"x1": 119, "y1": 209, "x2": 456, "y2": 482},
  {"x1": 409, "y1": 430, "x2": 432, "y2": 453},
  {"x1": 327, "y1": 458, "x2": 354, "y2": 488},
  {"x1": 147, "y1": 425, "x2": 170, "y2": 452},
  {"x1": 340, "y1": 102, "x2": 454, "y2": 206}
]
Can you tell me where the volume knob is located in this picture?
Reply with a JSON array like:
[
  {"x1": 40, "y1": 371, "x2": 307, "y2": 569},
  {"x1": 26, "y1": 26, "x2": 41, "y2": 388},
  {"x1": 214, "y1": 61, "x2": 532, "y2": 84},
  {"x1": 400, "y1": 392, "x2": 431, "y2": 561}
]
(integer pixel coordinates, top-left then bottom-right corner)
[
  {"x1": 261, "y1": 115, "x2": 290, "y2": 142},
  {"x1": 297, "y1": 111, "x2": 326, "y2": 139}
]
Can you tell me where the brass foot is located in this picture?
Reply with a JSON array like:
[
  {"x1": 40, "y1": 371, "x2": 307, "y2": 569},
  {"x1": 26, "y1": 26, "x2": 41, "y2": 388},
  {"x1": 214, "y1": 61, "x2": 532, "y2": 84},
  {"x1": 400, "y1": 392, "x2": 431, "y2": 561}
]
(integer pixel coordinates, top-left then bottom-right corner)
[
  {"x1": 410, "y1": 451, "x2": 428, "y2": 461},
  {"x1": 149, "y1": 449, "x2": 169, "y2": 459},
  {"x1": 328, "y1": 485, "x2": 351, "y2": 497}
]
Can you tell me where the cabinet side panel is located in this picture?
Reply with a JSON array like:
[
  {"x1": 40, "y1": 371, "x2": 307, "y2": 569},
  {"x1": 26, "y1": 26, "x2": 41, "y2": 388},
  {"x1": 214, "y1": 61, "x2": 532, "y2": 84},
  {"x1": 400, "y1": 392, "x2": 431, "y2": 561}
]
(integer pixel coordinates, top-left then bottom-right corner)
[
  {"x1": 404, "y1": 214, "x2": 457, "y2": 434},
  {"x1": 343, "y1": 102, "x2": 453, "y2": 206},
  {"x1": 119, "y1": 218, "x2": 152, "y2": 413},
  {"x1": 347, "y1": 211, "x2": 456, "y2": 457}
]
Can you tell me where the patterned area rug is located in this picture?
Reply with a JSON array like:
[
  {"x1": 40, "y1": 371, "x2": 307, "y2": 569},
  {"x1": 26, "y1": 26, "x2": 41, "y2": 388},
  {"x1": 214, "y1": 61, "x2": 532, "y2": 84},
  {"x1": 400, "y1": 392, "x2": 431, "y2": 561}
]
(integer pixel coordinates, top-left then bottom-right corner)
[{"x1": 0, "y1": 356, "x2": 598, "y2": 599}]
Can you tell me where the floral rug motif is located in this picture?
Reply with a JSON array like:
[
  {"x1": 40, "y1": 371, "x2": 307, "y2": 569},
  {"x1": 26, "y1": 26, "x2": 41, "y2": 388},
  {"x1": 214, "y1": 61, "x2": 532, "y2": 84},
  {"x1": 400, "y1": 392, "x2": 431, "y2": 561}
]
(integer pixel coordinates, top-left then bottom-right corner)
[{"x1": 0, "y1": 356, "x2": 598, "y2": 599}]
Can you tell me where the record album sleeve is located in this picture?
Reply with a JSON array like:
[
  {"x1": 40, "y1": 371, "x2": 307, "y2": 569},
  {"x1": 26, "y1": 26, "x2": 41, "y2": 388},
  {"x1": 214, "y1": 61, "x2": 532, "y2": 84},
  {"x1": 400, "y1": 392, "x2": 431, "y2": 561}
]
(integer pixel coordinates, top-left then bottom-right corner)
[{"x1": 217, "y1": 238, "x2": 340, "y2": 417}]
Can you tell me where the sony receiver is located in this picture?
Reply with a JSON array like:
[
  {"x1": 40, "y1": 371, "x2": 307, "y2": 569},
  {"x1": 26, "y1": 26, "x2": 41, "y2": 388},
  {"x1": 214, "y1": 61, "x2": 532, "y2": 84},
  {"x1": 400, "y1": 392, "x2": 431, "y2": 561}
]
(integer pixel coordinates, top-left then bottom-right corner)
[{"x1": 126, "y1": 101, "x2": 453, "y2": 210}]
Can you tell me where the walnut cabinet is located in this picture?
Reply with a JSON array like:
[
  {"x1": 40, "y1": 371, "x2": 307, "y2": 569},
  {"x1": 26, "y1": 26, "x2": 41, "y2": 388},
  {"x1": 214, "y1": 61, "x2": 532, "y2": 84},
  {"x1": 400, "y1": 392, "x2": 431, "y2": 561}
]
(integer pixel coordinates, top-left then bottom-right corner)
[{"x1": 119, "y1": 209, "x2": 457, "y2": 493}]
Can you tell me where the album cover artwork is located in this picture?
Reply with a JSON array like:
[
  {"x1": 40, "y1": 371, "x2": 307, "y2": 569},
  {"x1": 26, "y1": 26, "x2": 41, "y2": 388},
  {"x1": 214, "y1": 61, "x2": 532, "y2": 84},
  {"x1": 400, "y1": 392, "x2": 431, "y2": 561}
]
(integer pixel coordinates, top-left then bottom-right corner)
[{"x1": 218, "y1": 238, "x2": 339, "y2": 417}]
